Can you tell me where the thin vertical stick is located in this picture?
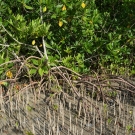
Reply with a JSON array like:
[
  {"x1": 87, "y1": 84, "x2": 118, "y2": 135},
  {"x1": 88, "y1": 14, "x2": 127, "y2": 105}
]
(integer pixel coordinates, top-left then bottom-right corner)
[
  {"x1": 32, "y1": 123, "x2": 35, "y2": 135},
  {"x1": 19, "y1": 108, "x2": 22, "y2": 128},
  {"x1": 69, "y1": 112, "x2": 71, "y2": 132},
  {"x1": 114, "y1": 103, "x2": 116, "y2": 116},
  {"x1": 81, "y1": 126, "x2": 83, "y2": 135},
  {"x1": 132, "y1": 107, "x2": 135, "y2": 133},
  {"x1": 62, "y1": 108, "x2": 64, "y2": 127},
  {"x1": 56, "y1": 123, "x2": 59, "y2": 135},
  {"x1": 73, "y1": 125, "x2": 74, "y2": 134},
  {"x1": 115, "y1": 117, "x2": 118, "y2": 135},
  {"x1": 44, "y1": 121, "x2": 46, "y2": 135},
  {"x1": 37, "y1": 118, "x2": 40, "y2": 130},
  {"x1": 93, "y1": 107, "x2": 96, "y2": 135},
  {"x1": 23, "y1": 116, "x2": 26, "y2": 128},
  {"x1": 78, "y1": 101, "x2": 82, "y2": 117}
]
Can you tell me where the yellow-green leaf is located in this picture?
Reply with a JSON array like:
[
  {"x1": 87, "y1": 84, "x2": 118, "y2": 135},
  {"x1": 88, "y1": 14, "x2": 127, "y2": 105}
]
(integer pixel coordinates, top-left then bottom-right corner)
[
  {"x1": 43, "y1": 6, "x2": 47, "y2": 12},
  {"x1": 24, "y1": 4, "x2": 33, "y2": 10}
]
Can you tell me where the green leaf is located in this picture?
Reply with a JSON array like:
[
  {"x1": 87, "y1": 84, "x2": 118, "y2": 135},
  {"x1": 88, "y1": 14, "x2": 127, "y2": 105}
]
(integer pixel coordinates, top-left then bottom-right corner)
[
  {"x1": 38, "y1": 68, "x2": 44, "y2": 76},
  {"x1": 0, "y1": 17, "x2": 2, "y2": 26},
  {"x1": 0, "y1": 68, "x2": 4, "y2": 74},
  {"x1": 0, "y1": 58, "x2": 4, "y2": 64},
  {"x1": 107, "y1": 43, "x2": 113, "y2": 51},
  {"x1": 31, "y1": 59, "x2": 39, "y2": 66},
  {"x1": 43, "y1": 69, "x2": 48, "y2": 74},
  {"x1": 62, "y1": 0, "x2": 66, "y2": 4},
  {"x1": 118, "y1": 35, "x2": 121, "y2": 40},
  {"x1": 56, "y1": 4, "x2": 63, "y2": 8},
  {"x1": 7, "y1": 63, "x2": 14, "y2": 68},
  {"x1": 29, "y1": 68, "x2": 37, "y2": 75},
  {"x1": 62, "y1": 19, "x2": 67, "y2": 24},
  {"x1": 24, "y1": 4, "x2": 33, "y2": 10},
  {"x1": 42, "y1": 65, "x2": 48, "y2": 74},
  {"x1": 108, "y1": 33, "x2": 112, "y2": 40},
  {"x1": 5, "y1": 57, "x2": 9, "y2": 62},
  {"x1": 46, "y1": 42, "x2": 53, "y2": 49},
  {"x1": 51, "y1": 14, "x2": 57, "y2": 19}
]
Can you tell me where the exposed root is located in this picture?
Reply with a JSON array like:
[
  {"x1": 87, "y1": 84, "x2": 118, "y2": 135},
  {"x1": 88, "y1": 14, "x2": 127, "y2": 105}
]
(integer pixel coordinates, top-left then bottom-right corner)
[{"x1": 0, "y1": 57, "x2": 135, "y2": 134}]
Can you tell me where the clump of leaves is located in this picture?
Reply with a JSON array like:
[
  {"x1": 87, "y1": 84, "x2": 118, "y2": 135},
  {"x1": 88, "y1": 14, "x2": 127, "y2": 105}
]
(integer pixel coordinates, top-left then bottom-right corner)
[{"x1": 0, "y1": 0, "x2": 135, "y2": 77}]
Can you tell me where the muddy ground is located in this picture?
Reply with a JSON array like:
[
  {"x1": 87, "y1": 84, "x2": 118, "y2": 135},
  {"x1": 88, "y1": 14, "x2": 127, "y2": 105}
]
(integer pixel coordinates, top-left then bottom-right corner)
[{"x1": 0, "y1": 76, "x2": 135, "y2": 135}]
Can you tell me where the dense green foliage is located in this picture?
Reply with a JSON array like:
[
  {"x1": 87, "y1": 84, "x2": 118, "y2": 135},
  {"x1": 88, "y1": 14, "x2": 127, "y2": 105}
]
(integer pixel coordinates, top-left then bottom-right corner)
[{"x1": 0, "y1": 0, "x2": 135, "y2": 78}]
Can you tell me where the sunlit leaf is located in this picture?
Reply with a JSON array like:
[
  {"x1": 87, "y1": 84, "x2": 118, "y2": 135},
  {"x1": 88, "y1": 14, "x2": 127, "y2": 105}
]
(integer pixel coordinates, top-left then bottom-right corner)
[
  {"x1": 43, "y1": 6, "x2": 47, "y2": 12},
  {"x1": 24, "y1": 4, "x2": 33, "y2": 10},
  {"x1": 29, "y1": 68, "x2": 37, "y2": 75},
  {"x1": 38, "y1": 68, "x2": 44, "y2": 76}
]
